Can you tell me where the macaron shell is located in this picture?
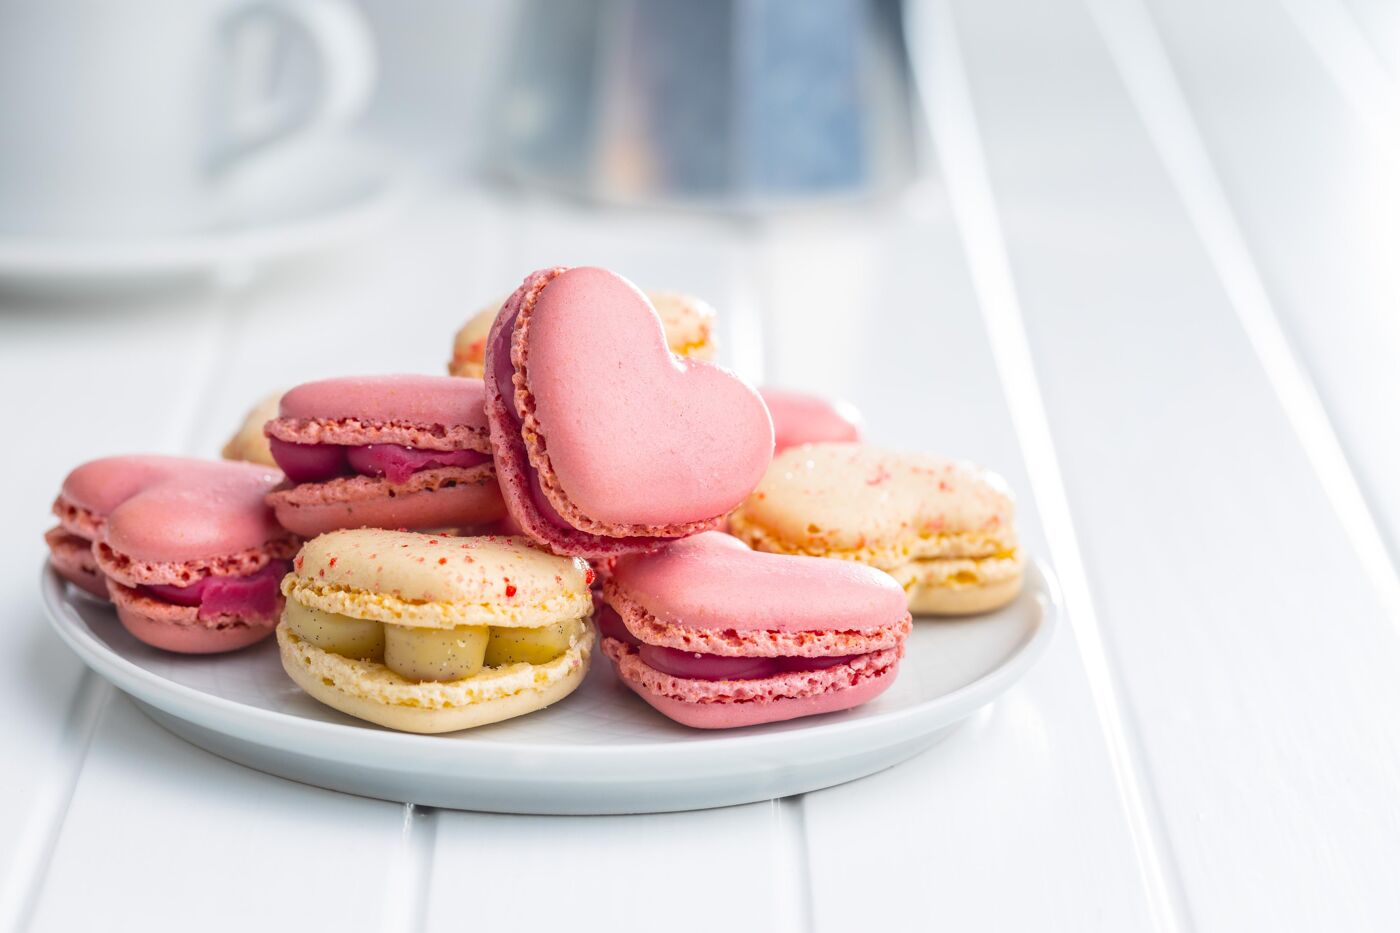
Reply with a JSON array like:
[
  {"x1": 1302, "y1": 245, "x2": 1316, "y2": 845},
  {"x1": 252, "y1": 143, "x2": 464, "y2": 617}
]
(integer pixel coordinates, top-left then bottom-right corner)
[
  {"x1": 901, "y1": 564, "x2": 1024, "y2": 615},
  {"x1": 450, "y1": 289, "x2": 716, "y2": 378},
  {"x1": 732, "y1": 443, "x2": 1017, "y2": 557},
  {"x1": 279, "y1": 374, "x2": 490, "y2": 430},
  {"x1": 604, "y1": 638, "x2": 899, "y2": 730},
  {"x1": 45, "y1": 527, "x2": 108, "y2": 599},
  {"x1": 646, "y1": 290, "x2": 717, "y2": 360},
  {"x1": 94, "y1": 537, "x2": 294, "y2": 589},
  {"x1": 608, "y1": 532, "x2": 907, "y2": 634},
  {"x1": 489, "y1": 408, "x2": 701, "y2": 558},
  {"x1": 285, "y1": 530, "x2": 592, "y2": 629},
  {"x1": 61, "y1": 455, "x2": 212, "y2": 516},
  {"x1": 267, "y1": 466, "x2": 503, "y2": 538},
  {"x1": 605, "y1": 582, "x2": 911, "y2": 657},
  {"x1": 61, "y1": 456, "x2": 289, "y2": 564},
  {"x1": 759, "y1": 387, "x2": 862, "y2": 452},
  {"x1": 109, "y1": 582, "x2": 278, "y2": 654},
  {"x1": 277, "y1": 623, "x2": 592, "y2": 733},
  {"x1": 104, "y1": 466, "x2": 288, "y2": 563},
  {"x1": 523, "y1": 267, "x2": 772, "y2": 526},
  {"x1": 448, "y1": 298, "x2": 504, "y2": 377},
  {"x1": 221, "y1": 392, "x2": 282, "y2": 466}
]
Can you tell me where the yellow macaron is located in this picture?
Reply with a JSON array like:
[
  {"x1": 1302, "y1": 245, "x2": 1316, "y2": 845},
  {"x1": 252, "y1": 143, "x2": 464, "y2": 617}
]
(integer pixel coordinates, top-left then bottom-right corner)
[
  {"x1": 277, "y1": 529, "x2": 594, "y2": 733},
  {"x1": 729, "y1": 443, "x2": 1023, "y2": 616},
  {"x1": 220, "y1": 391, "x2": 282, "y2": 467},
  {"x1": 447, "y1": 289, "x2": 717, "y2": 378}
]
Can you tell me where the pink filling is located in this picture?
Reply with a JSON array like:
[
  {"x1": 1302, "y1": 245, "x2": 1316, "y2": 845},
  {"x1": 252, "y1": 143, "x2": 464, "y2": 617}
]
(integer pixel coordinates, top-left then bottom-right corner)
[
  {"x1": 141, "y1": 560, "x2": 289, "y2": 620},
  {"x1": 596, "y1": 602, "x2": 643, "y2": 647},
  {"x1": 270, "y1": 437, "x2": 489, "y2": 485},
  {"x1": 598, "y1": 605, "x2": 863, "y2": 681}
]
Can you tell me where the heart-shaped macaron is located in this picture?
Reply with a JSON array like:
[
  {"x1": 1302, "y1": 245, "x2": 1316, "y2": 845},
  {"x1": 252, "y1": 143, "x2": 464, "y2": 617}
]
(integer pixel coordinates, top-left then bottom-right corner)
[
  {"x1": 599, "y1": 532, "x2": 911, "y2": 729},
  {"x1": 49, "y1": 455, "x2": 298, "y2": 652},
  {"x1": 486, "y1": 267, "x2": 774, "y2": 557}
]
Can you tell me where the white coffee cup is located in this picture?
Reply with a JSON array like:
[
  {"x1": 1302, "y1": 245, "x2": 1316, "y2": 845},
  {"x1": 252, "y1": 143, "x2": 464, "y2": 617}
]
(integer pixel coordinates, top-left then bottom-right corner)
[{"x1": 0, "y1": 0, "x2": 375, "y2": 237}]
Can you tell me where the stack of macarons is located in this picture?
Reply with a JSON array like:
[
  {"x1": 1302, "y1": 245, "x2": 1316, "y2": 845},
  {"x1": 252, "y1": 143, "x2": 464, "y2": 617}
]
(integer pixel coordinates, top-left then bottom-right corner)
[
  {"x1": 47, "y1": 456, "x2": 298, "y2": 652},
  {"x1": 264, "y1": 374, "x2": 504, "y2": 536},
  {"x1": 46, "y1": 263, "x2": 1025, "y2": 735}
]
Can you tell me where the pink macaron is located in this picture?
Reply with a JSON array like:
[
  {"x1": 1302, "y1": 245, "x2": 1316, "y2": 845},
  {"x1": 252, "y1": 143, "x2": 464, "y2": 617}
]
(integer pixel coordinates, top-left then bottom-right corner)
[
  {"x1": 264, "y1": 374, "x2": 505, "y2": 537},
  {"x1": 599, "y1": 532, "x2": 911, "y2": 729},
  {"x1": 485, "y1": 267, "x2": 774, "y2": 558},
  {"x1": 759, "y1": 387, "x2": 862, "y2": 453},
  {"x1": 51, "y1": 456, "x2": 299, "y2": 653}
]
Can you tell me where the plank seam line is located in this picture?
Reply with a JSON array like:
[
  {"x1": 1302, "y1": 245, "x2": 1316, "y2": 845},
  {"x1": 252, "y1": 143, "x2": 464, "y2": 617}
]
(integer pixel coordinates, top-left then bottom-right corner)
[
  {"x1": 775, "y1": 797, "x2": 815, "y2": 933},
  {"x1": 1277, "y1": 0, "x2": 1400, "y2": 139},
  {"x1": 907, "y1": 2, "x2": 1193, "y2": 931},
  {"x1": 1087, "y1": 0, "x2": 1400, "y2": 620},
  {"x1": 381, "y1": 803, "x2": 437, "y2": 933},
  {"x1": 0, "y1": 674, "x2": 113, "y2": 933}
]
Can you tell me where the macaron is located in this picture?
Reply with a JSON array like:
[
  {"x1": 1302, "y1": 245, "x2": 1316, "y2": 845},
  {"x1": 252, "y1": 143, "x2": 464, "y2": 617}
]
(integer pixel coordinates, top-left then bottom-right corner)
[
  {"x1": 221, "y1": 391, "x2": 282, "y2": 467},
  {"x1": 264, "y1": 374, "x2": 505, "y2": 537},
  {"x1": 450, "y1": 288, "x2": 717, "y2": 378},
  {"x1": 729, "y1": 443, "x2": 1023, "y2": 615},
  {"x1": 759, "y1": 387, "x2": 862, "y2": 453},
  {"x1": 484, "y1": 266, "x2": 773, "y2": 558},
  {"x1": 50, "y1": 455, "x2": 298, "y2": 652},
  {"x1": 277, "y1": 530, "x2": 595, "y2": 733},
  {"x1": 599, "y1": 532, "x2": 910, "y2": 729}
]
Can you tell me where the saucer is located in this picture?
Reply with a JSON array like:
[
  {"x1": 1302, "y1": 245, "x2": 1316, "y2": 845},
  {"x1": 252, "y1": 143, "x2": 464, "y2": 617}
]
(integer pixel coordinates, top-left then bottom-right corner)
[{"x1": 0, "y1": 143, "x2": 411, "y2": 286}]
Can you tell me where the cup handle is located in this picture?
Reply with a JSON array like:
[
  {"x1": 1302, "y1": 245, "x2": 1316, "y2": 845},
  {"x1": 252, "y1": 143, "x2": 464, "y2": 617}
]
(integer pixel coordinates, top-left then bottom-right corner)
[{"x1": 212, "y1": 0, "x2": 376, "y2": 172}]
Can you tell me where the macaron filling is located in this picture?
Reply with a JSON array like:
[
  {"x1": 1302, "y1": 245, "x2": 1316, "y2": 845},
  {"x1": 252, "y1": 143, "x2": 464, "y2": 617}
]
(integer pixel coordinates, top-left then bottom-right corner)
[
  {"x1": 140, "y1": 559, "x2": 290, "y2": 621},
  {"x1": 283, "y1": 595, "x2": 587, "y2": 683},
  {"x1": 269, "y1": 438, "x2": 490, "y2": 485}
]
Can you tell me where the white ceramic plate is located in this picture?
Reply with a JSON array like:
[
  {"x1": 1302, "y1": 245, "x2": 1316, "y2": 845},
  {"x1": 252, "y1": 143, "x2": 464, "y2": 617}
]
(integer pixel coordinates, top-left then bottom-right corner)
[{"x1": 41, "y1": 560, "x2": 1059, "y2": 814}]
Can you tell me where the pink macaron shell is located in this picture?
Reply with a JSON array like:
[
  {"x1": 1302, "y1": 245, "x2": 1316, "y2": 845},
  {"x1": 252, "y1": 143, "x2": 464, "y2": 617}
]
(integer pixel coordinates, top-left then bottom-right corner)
[
  {"x1": 108, "y1": 582, "x2": 278, "y2": 654},
  {"x1": 604, "y1": 638, "x2": 899, "y2": 729},
  {"x1": 489, "y1": 408, "x2": 682, "y2": 557},
  {"x1": 609, "y1": 532, "x2": 908, "y2": 634},
  {"x1": 524, "y1": 267, "x2": 773, "y2": 526},
  {"x1": 759, "y1": 387, "x2": 862, "y2": 453},
  {"x1": 606, "y1": 586, "x2": 910, "y2": 658},
  {"x1": 279, "y1": 374, "x2": 490, "y2": 431},
  {"x1": 104, "y1": 465, "x2": 288, "y2": 564},
  {"x1": 61, "y1": 455, "x2": 218, "y2": 517},
  {"x1": 268, "y1": 469, "x2": 504, "y2": 537},
  {"x1": 45, "y1": 528, "x2": 109, "y2": 599}
]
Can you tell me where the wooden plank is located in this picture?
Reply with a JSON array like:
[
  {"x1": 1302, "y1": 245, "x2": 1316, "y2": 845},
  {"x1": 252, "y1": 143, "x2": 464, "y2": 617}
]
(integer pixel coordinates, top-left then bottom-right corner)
[
  {"x1": 948, "y1": 0, "x2": 1400, "y2": 927},
  {"x1": 29, "y1": 696, "x2": 408, "y2": 933},
  {"x1": 756, "y1": 202, "x2": 1160, "y2": 930},
  {"x1": 0, "y1": 288, "x2": 227, "y2": 927},
  {"x1": 1142, "y1": 0, "x2": 1400, "y2": 584},
  {"x1": 429, "y1": 803, "x2": 801, "y2": 933}
]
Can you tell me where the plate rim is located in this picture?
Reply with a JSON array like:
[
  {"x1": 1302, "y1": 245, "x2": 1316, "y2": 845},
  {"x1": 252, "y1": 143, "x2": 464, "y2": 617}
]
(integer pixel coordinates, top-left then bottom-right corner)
[{"x1": 40, "y1": 558, "x2": 1060, "y2": 763}]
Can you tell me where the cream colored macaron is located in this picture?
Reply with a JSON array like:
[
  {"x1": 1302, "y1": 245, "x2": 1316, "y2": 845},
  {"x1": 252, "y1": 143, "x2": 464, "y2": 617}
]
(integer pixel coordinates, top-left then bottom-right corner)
[
  {"x1": 221, "y1": 392, "x2": 282, "y2": 467},
  {"x1": 448, "y1": 289, "x2": 717, "y2": 377},
  {"x1": 278, "y1": 529, "x2": 594, "y2": 733},
  {"x1": 729, "y1": 443, "x2": 1023, "y2": 616}
]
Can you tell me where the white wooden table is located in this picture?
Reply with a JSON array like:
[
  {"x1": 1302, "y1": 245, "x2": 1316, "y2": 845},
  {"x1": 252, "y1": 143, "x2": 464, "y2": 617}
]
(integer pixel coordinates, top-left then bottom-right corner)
[{"x1": 4, "y1": 0, "x2": 1399, "y2": 929}]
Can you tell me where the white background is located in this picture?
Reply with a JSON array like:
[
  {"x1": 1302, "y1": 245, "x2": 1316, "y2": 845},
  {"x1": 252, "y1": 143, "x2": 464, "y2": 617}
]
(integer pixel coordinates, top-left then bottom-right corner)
[{"x1": 3, "y1": 0, "x2": 1399, "y2": 929}]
